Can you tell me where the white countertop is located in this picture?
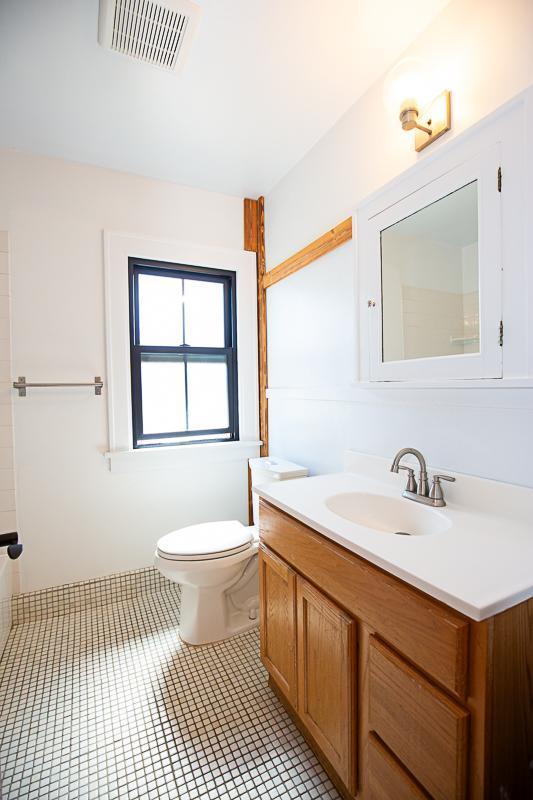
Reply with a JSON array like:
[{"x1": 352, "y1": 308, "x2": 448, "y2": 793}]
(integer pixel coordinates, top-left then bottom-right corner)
[{"x1": 254, "y1": 452, "x2": 533, "y2": 621}]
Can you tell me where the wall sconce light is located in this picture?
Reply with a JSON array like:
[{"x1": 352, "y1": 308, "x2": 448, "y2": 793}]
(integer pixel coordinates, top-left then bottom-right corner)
[
  {"x1": 399, "y1": 90, "x2": 451, "y2": 152},
  {"x1": 385, "y1": 58, "x2": 451, "y2": 152}
]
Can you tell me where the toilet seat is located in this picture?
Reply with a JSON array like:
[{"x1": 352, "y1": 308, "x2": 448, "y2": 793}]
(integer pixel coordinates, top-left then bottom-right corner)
[{"x1": 157, "y1": 520, "x2": 254, "y2": 562}]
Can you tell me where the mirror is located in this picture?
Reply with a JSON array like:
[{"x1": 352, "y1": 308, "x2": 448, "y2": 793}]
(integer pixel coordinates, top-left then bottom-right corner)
[{"x1": 380, "y1": 181, "x2": 479, "y2": 362}]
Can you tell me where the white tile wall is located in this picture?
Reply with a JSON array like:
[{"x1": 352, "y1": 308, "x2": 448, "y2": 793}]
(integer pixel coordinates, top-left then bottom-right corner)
[
  {"x1": 0, "y1": 469, "x2": 14, "y2": 491},
  {"x1": 0, "y1": 555, "x2": 12, "y2": 660},
  {"x1": 0, "y1": 231, "x2": 16, "y2": 657}
]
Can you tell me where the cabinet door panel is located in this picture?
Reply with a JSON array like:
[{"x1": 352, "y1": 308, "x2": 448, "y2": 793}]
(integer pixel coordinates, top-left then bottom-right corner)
[
  {"x1": 297, "y1": 577, "x2": 356, "y2": 794},
  {"x1": 259, "y1": 546, "x2": 297, "y2": 706},
  {"x1": 369, "y1": 636, "x2": 468, "y2": 800},
  {"x1": 368, "y1": 733, "x2": 430, "y2": 800}
]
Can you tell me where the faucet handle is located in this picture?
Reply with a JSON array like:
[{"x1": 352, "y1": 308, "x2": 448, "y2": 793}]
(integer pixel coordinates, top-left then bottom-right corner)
[
  {"x1": 398, "y1": 465, "x2": 417, "y2": 494},
  {"x1": 429, "y1": 473, "x2": 456, "y2": 502}
]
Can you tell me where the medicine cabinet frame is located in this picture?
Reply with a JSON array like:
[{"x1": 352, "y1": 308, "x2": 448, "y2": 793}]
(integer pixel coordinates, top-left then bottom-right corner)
[{"x1": 358, "y1": 142, "x2": 502, "y2": 382}]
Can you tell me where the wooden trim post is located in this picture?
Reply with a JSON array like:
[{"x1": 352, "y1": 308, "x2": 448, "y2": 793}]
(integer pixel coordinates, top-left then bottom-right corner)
[
  {"x1": 256, "y1": 197, "x2": 268, "y2": 458},
  {"x1": 244, "y1": 197, "x2": 268, "y2": 524},
  {"x1": 244, "y1": 197, "x2": 268, "y2": 458}
]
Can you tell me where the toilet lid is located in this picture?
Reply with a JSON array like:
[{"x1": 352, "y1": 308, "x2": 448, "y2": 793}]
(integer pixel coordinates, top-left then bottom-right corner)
[{"x1": 157, "y1": 520, "x2": 254, "y2": 561}]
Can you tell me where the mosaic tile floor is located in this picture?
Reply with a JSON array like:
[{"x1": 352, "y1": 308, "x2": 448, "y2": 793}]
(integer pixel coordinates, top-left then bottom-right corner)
[{"x1": 0, "y1": 588, "x2": 340, "y2": 799}]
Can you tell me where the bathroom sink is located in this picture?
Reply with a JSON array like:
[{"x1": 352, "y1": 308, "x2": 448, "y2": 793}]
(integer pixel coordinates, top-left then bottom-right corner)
[{"x1": 324, "y1": 492, "x2": 450, "y2": 536}]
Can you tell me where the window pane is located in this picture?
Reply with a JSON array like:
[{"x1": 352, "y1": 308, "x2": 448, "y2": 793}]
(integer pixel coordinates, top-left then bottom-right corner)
[
  {"x1": 187, "y1": 355, "x2": 229, "y2": 430},
  {"x1": 141, "y1": 354, "x2": 186, "y2": 434},
  {"x1": 183, "y1": 279, "x2": 225, "y2": 346},
  {"x1": 138, "y1": 274, "x2": 183, "y2": 346}
]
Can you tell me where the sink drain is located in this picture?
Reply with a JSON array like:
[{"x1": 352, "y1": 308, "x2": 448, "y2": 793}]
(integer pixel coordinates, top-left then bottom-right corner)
[{"x1": 394, "y1": 531, "x2": 411, "y2": 536}]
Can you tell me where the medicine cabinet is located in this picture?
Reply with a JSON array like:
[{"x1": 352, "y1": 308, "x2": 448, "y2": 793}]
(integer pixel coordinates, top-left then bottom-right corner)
[{"x1": 358, "y1": 143, "x2": 502, "y2": 382}]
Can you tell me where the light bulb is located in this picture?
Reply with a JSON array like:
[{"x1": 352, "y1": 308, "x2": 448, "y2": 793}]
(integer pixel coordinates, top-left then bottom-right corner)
[{"x1": 384, "y1": 57, "x2": 432, "y2": 116}]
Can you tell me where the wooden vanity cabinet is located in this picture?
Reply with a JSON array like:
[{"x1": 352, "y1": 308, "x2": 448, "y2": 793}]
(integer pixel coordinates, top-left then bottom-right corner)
[
  {"x1": 258, "y1": 546, "x2": 298, "y2": 707},
  {"x1": 258, "y1": 499, "x2": 532, "y2": 800},
  {"x1": 259, "y1": 546, "x2": 357, "y2": 792},
  {"x1": 296, "y1": 576, "x2": 357, "y2": 794}
]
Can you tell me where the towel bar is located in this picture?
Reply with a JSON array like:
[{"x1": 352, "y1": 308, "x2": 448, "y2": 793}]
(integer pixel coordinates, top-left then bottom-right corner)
[{"x1": 13, "y1": 376, "x2": 103, "y2": 397}]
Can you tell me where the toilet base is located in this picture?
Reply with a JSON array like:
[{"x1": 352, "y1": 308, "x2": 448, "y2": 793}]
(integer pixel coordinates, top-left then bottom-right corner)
[
  {"x1": 154, "y1": 541, "x2": 259, "y2": 646},
  {"x1": 179, "y1": 609, "x2": 259, "y2": 647},
  {"x1": 178, "y1": 581, "x2": 259, "y2": 646}
]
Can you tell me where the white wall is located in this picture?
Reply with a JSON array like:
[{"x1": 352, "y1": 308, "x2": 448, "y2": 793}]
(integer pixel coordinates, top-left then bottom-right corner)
[
  {"x1": 0, "y1": 231, "x2": 16, "y2": 649},
  {"x1": 0, "y1": 150, "x2": 256, "y2": 593},
  {"x1": 265, "y1": 0, "x2": 533, "y2": 486},
  {"x1": 266, "y1": 0, "x2": 533, "y2": 265}
]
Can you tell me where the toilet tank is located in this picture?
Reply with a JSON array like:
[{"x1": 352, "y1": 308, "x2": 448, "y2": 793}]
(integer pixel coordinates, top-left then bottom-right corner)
[{"x1": 249, "y1": 457, "x2": 308, "y2": 526}]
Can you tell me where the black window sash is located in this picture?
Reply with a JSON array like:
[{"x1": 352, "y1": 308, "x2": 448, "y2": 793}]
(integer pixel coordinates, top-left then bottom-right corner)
[{"x1": 128, "y1": 258, "x2": 239, "y2": 448}]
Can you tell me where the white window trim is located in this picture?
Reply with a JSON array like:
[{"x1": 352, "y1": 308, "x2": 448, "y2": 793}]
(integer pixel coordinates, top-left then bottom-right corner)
[{"x1": 103, "y1": 231, "x2": 260, "y2": 472}]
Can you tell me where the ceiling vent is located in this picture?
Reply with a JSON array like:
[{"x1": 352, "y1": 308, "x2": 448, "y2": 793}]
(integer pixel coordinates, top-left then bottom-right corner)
[{"x1": 98, "y1": 0, "x2": 201, "y2": 73}]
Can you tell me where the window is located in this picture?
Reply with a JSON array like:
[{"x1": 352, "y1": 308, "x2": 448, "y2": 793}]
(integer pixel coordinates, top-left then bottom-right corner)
[{"x1": 128, "y1": 258, "x2": 239, "y2": 448}]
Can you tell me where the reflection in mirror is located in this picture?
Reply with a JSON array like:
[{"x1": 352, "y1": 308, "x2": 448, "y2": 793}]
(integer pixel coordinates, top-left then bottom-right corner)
[{"x1": 381, "y1": 181, "x2": 479, "y2": 363}]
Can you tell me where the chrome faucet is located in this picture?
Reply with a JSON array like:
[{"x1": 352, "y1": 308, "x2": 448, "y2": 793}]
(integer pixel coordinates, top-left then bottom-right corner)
[{"x1": 390, "y1": 448, "x2": 455, "y2": 507}]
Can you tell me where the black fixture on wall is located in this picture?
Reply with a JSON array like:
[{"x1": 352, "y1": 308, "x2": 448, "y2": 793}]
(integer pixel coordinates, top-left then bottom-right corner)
[{"x1": 0, "y1": 532, "x2": 22, "y2": 560}]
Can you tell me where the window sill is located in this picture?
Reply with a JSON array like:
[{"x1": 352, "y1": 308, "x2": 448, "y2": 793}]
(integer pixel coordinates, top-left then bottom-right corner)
[{"x1": 104, "y1": 440, "x2": 262, "y2": 473}]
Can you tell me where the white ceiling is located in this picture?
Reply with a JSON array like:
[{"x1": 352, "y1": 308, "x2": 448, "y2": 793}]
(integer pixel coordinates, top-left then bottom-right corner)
[{"x1": 0, "y1": 0, "x2": 451, "y2": 198}]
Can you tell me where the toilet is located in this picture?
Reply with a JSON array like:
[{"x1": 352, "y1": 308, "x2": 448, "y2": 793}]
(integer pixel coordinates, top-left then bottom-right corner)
[{"x1": 154, "y1": 457, "x2": 308, "y2": 645}]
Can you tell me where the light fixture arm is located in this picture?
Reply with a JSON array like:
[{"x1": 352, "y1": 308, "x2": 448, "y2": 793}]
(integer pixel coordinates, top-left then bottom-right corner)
[
  {"x1": 414, "y1": 121, "x2": 433, "y2": 135},
  {"x1": 398, "y1": 91, "x2": 451, "y2": 151},
  {"x1": 399, "y1": 107, "x2": 432, "y2": 135}
]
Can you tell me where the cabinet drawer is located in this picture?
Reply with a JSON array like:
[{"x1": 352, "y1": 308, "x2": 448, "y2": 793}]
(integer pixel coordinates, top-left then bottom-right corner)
[
  {"x1": 368, "y1": 733, "x2": 429, "y2": 800},
  {"x1": 369, "y1": 636, "x2": 468, "y2": 800},
  {"x1": 260, "y1": 499, "x2": 469, "y2": 698}
]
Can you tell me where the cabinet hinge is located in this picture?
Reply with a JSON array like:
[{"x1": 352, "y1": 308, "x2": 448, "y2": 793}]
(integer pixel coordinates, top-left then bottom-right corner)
[
  {"x1": 499, "y1": 320, "x2": 504, "y2": 346},
  {"x1": 497, "y1": 166, "x2": 502, "y2": 192}
]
